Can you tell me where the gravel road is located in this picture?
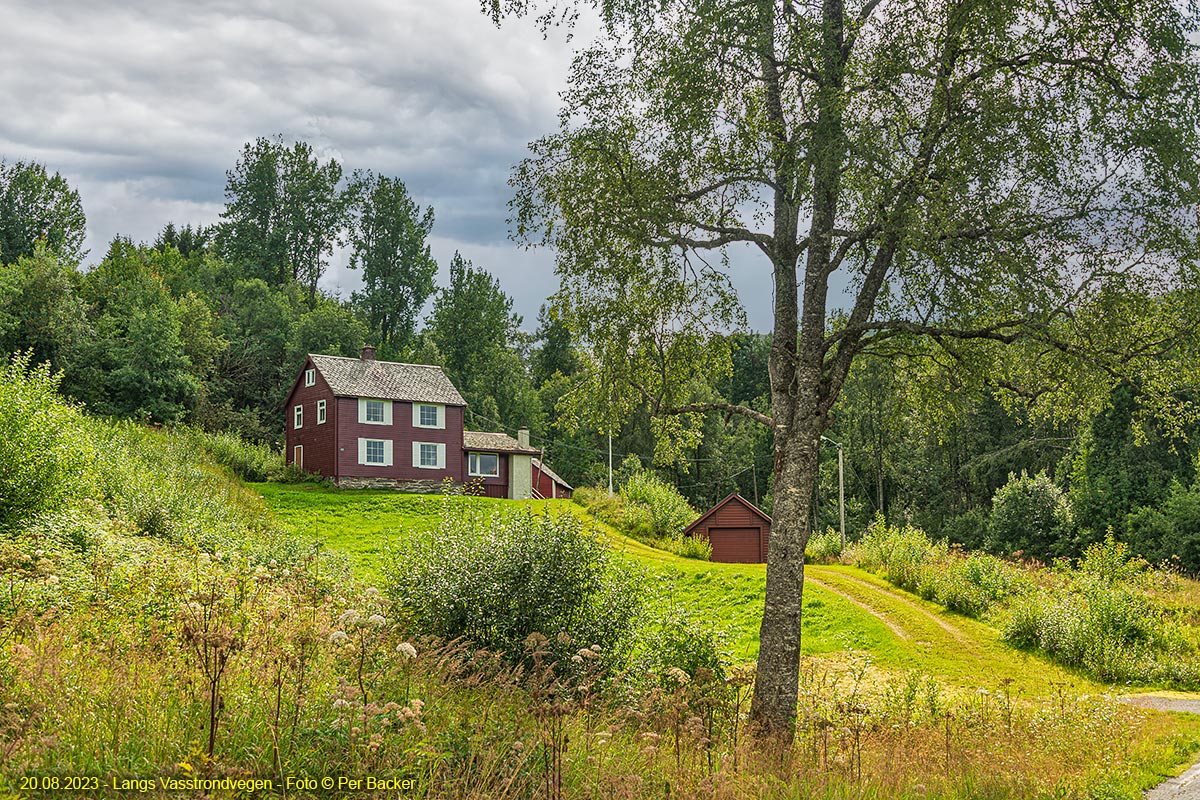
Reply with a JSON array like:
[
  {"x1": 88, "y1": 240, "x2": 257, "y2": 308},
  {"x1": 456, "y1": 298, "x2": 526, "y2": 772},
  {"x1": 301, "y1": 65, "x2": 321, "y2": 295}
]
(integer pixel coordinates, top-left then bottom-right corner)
[{"x1": 1121, "y1": 696, "x2": 1200, "y2": 799}]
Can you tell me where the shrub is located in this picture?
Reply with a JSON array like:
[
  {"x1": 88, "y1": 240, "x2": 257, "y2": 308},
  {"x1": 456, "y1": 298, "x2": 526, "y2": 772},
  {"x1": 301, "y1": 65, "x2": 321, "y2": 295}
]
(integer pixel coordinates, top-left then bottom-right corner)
[
  {"x1": 387, "y1": 508, "x2": 643, "y2": 667},
  {"x1": 179, "y1": 427, "x2": 288, "y2": 483},
  {"x1": 0, "y1": 353, "x2": 97, "y2": 530},
  {"x1": 805, "y1": 528, "x2": 843, "y2": 563},
  {"x1": 666, "y1": 534, "x2": 712, "y2": 561},
  {"x1": 619, "y1": 469, "x2": 698, "y2": 540},
  {"x1": 987, "y1": 470, "x2": 1072, "y2": 560}
]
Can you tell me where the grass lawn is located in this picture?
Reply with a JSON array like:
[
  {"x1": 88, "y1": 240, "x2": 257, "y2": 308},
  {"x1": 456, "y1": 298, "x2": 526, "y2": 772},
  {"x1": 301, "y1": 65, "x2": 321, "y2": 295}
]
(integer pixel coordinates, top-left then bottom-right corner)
[{"x1": 255, "y1": 482, "x2": 1105, "y2": 698}]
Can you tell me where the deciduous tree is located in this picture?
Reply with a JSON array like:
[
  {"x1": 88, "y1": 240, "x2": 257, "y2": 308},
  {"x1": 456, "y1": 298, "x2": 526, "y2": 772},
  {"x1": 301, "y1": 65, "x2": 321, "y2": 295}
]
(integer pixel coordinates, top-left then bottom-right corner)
[{"x1": 492, "y1": 0, "x2": 1200, "y2": 734}]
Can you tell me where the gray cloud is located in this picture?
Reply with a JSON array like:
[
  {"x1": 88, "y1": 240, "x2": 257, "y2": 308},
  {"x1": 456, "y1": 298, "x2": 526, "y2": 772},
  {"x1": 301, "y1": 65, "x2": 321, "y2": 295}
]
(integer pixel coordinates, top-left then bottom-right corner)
[{"x1": 0, "y1": 0, "x2": 778, "y2": 330}]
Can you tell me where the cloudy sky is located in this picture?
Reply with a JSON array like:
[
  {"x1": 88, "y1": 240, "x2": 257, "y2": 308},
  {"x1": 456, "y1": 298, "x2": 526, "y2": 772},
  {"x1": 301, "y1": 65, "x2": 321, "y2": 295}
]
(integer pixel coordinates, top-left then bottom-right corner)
[{"x1": 0, "y1": 0, "x2": 777, "y2": 330}]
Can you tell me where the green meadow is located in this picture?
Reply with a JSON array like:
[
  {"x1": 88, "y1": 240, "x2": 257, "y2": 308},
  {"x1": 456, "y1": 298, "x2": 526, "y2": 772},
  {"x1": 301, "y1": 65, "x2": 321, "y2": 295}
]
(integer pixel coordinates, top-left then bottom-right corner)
[{"x1": 256, "y1": 482, "x2": 1103, "y2": 697}]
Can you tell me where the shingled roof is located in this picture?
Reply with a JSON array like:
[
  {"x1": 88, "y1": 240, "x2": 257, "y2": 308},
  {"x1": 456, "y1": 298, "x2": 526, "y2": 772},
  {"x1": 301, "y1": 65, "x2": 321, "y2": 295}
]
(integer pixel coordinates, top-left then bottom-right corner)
[
  {"x1": 309, "y1": 354, "x2": 466, "y2": 406},
  {"x1": 463, "y1": 430, "x2": 538, "y2": 454}
]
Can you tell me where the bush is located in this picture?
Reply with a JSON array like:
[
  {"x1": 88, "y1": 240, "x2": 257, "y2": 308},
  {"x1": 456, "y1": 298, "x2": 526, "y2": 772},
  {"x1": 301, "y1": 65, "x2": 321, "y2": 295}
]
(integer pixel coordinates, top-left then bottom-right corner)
[
  {"x1": 179, "y1": 427, "x2": 288, "y2": 482},
  {"x1": 0, "y1": 353, "x2": 97, "y2": 530},
  {"x1": 987, "y1": 470, "x2": 1072, "y2": 560},
  {"x1": 666, "y1": 534, "x2": 712, "y2": 561},
  {"x1": 387, "y1": 507, "x2": 643, "y2": 667},
  {"x1": 619, "y1": 469, "x2": 698, "y2": 540},
  {"x1": 805, "y1": 528, "x2": 843, "y2": 563}
]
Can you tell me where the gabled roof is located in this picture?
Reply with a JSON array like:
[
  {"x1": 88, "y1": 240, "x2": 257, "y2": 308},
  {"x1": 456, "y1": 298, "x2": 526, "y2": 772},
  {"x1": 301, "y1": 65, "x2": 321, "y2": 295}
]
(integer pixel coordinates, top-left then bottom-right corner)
[
  {"x1": 309, "y1": 354, "x2": 466, "y2": 406},
  {"x1": 532, "y1": 458, "x2": 573, "y2": 490},
  {"x1": 683, "y1": 492, "x2": 771, "y2": 536},
  {"x1": 463, "y1": 430, "x2": 538, "y2": 455}
]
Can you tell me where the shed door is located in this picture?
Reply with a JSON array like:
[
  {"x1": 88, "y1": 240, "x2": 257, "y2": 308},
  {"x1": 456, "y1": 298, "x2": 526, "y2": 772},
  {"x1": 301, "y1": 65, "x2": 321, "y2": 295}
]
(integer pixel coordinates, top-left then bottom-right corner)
[{"x1": 708, "y1": 526, "x2": 763, "y2": 563}]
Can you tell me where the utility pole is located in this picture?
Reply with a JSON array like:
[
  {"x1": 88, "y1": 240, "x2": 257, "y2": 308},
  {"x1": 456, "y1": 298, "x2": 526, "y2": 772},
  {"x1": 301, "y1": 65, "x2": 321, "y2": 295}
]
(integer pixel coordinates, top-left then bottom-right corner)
[
  {"x1": 608, "y1": 433, "x2": 613, "y2": 495},
  {"x1": 821, "y1": 435, "x2": 847, "y2": 549},
  {"x1": 838, "y1": 443, "x2": 846, "y2": 550}
]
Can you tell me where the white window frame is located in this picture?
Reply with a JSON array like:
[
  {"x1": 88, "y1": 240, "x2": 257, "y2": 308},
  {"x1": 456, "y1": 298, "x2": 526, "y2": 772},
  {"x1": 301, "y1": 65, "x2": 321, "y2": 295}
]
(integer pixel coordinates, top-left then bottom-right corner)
[
  {"x1": 293, "y1": 404, "x2": 303, "y2": 429},
  {"x1": 412, "y1": 403, "x2": 445, "y2": 429},
  {"x1": 357, "y1": 398, "x2": 393, "y2": 425},
  {"x1": 412, "y1": 441, "x2": 446, "y2": 470},
  {"x1": 468, "y1": 452, "x2": 500, "y2": 478},
  {"x1": 317, "y1": 399, "x2": 327, "y2": 424},
  {"x1": 357, "y1": 438, "x2": 393, "y2": 467},
  {"x1": 304, "y1": 368, "x2": 315, "y2": 387}
]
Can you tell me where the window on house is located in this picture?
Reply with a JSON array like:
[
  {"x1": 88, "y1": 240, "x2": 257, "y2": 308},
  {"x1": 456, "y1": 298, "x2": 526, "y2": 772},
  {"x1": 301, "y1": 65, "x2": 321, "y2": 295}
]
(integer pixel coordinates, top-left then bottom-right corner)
[
  {"x1": 419, "y1": 443, "x2": 439, "y2": 468},
  {"x1": 317, "y1": 399, "x2": 327, "y2": 424},
  {"x1": 365, "y1": 400, "x2": 385, "y2": 423},
  {"x1": 365, "y1": 439, "x2": 386, "y2": 465},
  {"x1": 305, "y1": 368, "x2": 315, "y2": 387},
  {"x1": 469, "y1": 452, "x2": 499, "y2": 477},
  {"x1": 293, "y1": 404, "x2": 303, "y2": 429},
  {"x1": 418, "y1": 404, "x2": 438, "y2": 427}
]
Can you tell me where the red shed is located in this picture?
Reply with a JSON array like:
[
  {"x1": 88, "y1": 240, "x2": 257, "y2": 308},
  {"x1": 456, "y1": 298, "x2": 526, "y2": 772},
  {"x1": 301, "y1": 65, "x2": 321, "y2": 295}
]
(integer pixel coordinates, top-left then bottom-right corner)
[
  {"x1": 532, "y1": 458, "x2": 573, "y2": 499},
  {"x1": 683, "y1": 493, "x2": 771, "y2": 563}
]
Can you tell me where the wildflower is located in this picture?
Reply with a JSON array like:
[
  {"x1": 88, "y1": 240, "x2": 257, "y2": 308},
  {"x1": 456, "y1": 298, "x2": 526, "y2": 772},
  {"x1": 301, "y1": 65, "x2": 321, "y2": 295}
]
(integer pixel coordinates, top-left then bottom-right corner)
[
  {"x1": 367, "y1": 614, "x2": 386, "y2": 629},
  {"x1": 364, "y1": 587, "x2": 380, "y2": 599},
  {"x1": 666, "y1": 666, "x2": 691, "y2": 685},
  {"x1": 329, "y1": 631, "x2": 350, "y2": 646},
  {"x1": 572, "y1": 655, "x2": 583, "y2": 664},
  {"x1": 397, "y1": 642, "x2": 417, "y2": 660},
  {"x1": 410, "y1": 698, "x2": 424, "y2": 711},
  {"x1": 332, "y1": 698, "x2": 351, "y2": 709},
  {"x1": 339, "y1": 609, "x2": 361, "y2": 627}
]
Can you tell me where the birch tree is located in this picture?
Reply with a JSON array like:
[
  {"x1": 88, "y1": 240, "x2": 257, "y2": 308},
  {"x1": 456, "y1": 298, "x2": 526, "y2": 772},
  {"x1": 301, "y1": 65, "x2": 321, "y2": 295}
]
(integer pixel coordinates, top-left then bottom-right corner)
[{"x1": 492, "y1": 0, "x2": 1200, "y2": 734}]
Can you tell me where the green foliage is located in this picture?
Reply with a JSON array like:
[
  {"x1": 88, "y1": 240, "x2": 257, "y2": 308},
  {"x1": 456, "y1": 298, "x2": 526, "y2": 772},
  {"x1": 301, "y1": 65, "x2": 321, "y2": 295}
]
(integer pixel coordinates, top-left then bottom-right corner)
[
  {"x1": 632, "y1": 606, "x2": 726, "y2": 687},
  {"x1": 175, "y1": 427, "x2": 294, "y2": 484},
  {"x1": 426, "y1": 252, "x2": 542, "y2": 432},
  {"x1": 0, "y1": 160, "x2": 86, "y2": 266},
  {"x1": 619, "y1": 468, "x2": 698, "y2": 540},
  {"x1": 804, "y1": 528, "x2": 843, "y2": 563},
  {"x1": 346, "y1": 171, "x2": 437, "y2": 352},
  {"x1": 218, "y1": 135, "x2": 347, "y2": 301},
  {"x1": 0, "y1": 244, "x2": 90, "y2": 374},
  {"x1": 388, "y1": 506, "x2": 642, "y2": 666},
  {"x1": 1002, "y1": 539, "x2": 1197, "y2": 685},
  {"x1": 0, "y1": 354, "x2": 96, "y2": 530},
  {"x1": 987, "y1": 471, "x2": 1073, "y2": 560}
]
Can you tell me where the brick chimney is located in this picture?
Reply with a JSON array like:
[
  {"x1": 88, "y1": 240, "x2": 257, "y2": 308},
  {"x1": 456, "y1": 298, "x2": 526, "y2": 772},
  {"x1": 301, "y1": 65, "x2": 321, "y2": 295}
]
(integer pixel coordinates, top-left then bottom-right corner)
[
  {"x1": 361, "y1": 346, "x2": 376, "y2": 361},
  {"x1": 518, "y1": 427, "x2": 530, "y2": 449}
]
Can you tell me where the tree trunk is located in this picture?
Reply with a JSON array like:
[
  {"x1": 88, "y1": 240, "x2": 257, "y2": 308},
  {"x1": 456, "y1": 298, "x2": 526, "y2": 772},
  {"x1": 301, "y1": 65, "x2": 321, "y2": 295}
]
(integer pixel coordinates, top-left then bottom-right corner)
[{"x1": 750, "y1": 425, "x2": 820, "y2": 732}]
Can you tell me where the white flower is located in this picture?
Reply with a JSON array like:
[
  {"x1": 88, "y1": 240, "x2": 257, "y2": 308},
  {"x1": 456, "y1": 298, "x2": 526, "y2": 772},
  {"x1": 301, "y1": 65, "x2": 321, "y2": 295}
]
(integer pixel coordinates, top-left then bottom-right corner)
[
  {"x1": 339, "y1": 610, "x2": 360, "y2": 627},
  {"x1": 397, "y1": 642, "x2": 417, "y2": 660},
  {"x1": 329, "y1": 631, "x2": 350, "y2": 646},
  {"x1": 364, "y1": 587, "x2": 380, "y2": 599},
  {"x1": 367, "y1": 614, "x2": 386, "y2": 629}
]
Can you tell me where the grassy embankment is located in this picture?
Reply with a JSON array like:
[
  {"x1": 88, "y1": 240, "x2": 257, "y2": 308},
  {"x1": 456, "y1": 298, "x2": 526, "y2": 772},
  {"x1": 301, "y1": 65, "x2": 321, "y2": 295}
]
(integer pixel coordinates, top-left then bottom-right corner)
[{"x1": 256, "y1": 482, "x2": 1174, "y2": 698}]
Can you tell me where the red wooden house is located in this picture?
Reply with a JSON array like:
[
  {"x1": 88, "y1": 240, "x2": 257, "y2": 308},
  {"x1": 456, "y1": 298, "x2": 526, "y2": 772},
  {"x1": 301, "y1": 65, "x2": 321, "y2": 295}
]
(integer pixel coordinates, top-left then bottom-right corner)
[
  {"x1": 532, "y1": 458, "x2": 573, "y2": 499},
  {"x1": 683, "y1": 493, "x2": 772, "y2": 563},
  {"x1": 284, "y1": 347, "x2": 563, "y2": 499}
]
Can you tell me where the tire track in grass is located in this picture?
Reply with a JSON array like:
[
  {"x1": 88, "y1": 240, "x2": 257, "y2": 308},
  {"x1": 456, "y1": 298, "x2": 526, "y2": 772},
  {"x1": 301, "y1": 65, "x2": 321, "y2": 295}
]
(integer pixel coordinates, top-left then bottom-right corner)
[
  {"x1": 805, "y1": 575, "x2": 911, "y2": 642},
  {"x1": 813, "y1": 567, "x2": 971, "y2": 644}
]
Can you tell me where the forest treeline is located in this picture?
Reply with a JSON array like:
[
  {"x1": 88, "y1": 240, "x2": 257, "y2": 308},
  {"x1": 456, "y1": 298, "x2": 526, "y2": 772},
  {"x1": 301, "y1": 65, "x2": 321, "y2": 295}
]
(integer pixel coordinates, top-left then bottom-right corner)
[{"x1": 1, "y1": 143, "x2": 1198, "y2": 571}]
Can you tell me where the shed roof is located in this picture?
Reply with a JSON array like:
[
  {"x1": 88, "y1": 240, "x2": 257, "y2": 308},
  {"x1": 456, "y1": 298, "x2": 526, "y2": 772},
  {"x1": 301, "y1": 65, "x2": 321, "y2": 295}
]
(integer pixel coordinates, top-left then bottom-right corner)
[
  {"x1": 309, "y1": 354, "x2": 466, "y2": 406},
  {"x1": 532, "y1": 458, "x2": 573, "y2": 491},
  {"x1": 463, "y1": 430, "x2": 538, "y2": 454},
  {"x1": 683, "y1": 493, "x2": 771, "y2": 536}
]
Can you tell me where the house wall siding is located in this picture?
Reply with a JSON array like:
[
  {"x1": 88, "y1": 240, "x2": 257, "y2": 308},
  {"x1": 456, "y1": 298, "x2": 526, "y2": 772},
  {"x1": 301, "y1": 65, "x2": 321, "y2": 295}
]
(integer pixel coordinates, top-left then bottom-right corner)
[
  {"x1": 335, "y1": 399, "x2": 466, "y2": 483},
  {"x1": 285, "y1": 360, "x2": 339, "y2": 479}
]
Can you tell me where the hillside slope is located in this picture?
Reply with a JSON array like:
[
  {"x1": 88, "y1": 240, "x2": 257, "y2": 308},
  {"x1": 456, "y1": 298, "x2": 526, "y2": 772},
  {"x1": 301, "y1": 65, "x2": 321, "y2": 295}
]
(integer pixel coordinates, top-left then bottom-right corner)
[{"x1": 257, "y1": 483, "x2": 1103, "y2": 697}]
